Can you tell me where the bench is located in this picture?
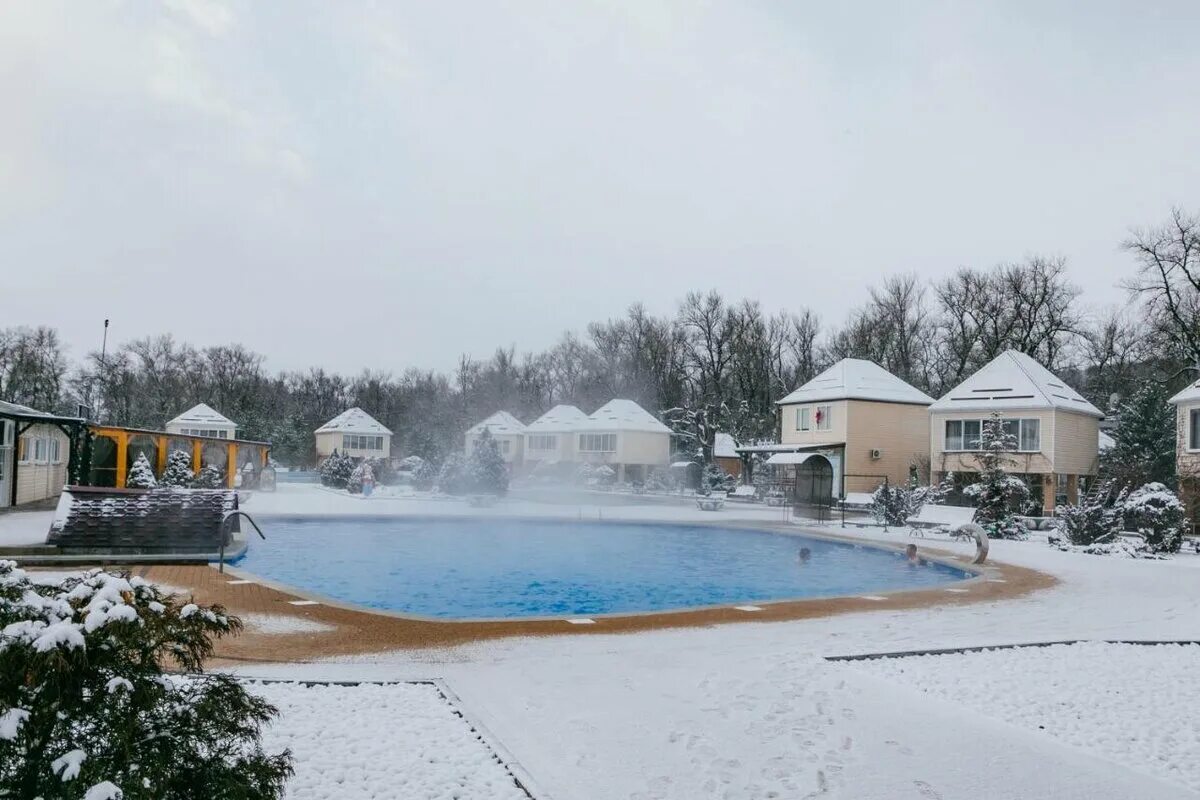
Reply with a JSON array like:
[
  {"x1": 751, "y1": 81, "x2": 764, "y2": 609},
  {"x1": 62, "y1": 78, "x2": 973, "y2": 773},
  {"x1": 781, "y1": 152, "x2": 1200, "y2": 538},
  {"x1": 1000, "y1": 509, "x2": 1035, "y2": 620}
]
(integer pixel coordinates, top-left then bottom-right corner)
[
  {"x1": 764, "y1": 493, "x2": 788, "y2": 507},
  {"x1": 906, "y1": 504, "x2": 976, "y2": 536},
  {"x1": 696, "y1": 494, "x2": 727, "y2": 511},
  {"x1": 726, "y1": 485, "x2": 759, "y2": 503},
  {"x1": 838, "y1": 492, "x2": 875, "y2": 510}
]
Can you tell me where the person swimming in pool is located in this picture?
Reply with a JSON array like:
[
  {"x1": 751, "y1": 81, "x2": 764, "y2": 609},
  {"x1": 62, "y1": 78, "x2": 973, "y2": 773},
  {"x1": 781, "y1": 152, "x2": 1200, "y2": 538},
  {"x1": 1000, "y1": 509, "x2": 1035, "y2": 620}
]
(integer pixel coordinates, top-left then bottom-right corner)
[
  {"x1": 905, "y1": 543, "x2": 923, "y2": 565},
  {"x1": 798, "y1": 547, "x2": 811, "y2": 564}
]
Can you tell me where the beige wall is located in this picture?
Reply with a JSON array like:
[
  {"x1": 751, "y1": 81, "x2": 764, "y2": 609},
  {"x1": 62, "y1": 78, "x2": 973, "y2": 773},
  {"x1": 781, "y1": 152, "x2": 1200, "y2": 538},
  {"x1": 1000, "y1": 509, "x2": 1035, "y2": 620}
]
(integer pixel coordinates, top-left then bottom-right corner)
[
  {"x1": 575, "y1": 429, "x2": 670, "y2": 468},
  {"x1": 524, "y1": 431, "x2": 576, "y2": 464},
  {"x1": 842, "y1": 401, "x2": 931, "y2": 493},
  {"x1": 779, "y1": 400, "x2": 848, "y2": 448},
  {"x1": 465, "y1": 432, "x2": 524, "y2": 464},
  {"x1": 1176, "y1": 403, "x2": 1200, "y2": 519},
  {"x1": 14, "y1": 423, "x2": 69, "y2": 506},
  {"x1": 315, "y1": 431, "x2": 392, "y2": 461},
  {"x1": 929, "y1": 408, "x2": 1098, "y2": 478}
]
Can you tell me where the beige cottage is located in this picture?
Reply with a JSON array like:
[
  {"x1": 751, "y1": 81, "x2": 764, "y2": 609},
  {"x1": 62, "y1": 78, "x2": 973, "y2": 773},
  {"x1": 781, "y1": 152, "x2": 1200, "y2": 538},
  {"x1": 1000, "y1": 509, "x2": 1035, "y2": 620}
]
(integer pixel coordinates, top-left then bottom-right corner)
[
  {"x1": 0, "y1": 400, "x2": 75, "y2": 508},
  {"x1": 573, "y1": 399, "x2": 671, "y2": 483},
  {"x1": 315, "y1": 408, "x2": 392, "y2": 462},
  {"x1": 465, "y1": 412, "x2": 526, "y2": 464},
  {"x1": 523, "y1": 405, "x2": 589, "y2": 467},
  {"x1": 929, "y1": 350, "x2": 1102, "y2": 515},
  {"x1": 1168, "y1": 379, "x2": 1200, "y2": 523},
  {"x1": 771, "y1": 359, "x2": 934, "y2": 501}
]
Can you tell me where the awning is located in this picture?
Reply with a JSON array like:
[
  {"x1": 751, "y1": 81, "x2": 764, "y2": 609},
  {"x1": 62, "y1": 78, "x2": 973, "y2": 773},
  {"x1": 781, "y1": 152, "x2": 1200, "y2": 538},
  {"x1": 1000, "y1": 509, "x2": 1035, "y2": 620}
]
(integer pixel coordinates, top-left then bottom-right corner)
[{"x1": 764, "y1": 452, "x2": 816, "y2": 466}]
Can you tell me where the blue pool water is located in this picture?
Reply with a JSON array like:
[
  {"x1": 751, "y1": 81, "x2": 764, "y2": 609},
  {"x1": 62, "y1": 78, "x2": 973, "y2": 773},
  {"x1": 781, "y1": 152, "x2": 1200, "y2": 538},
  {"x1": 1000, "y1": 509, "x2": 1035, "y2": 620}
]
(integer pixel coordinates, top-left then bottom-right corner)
[{"x1": 235, "y1": 518, "x2": 973, "y2": 619}]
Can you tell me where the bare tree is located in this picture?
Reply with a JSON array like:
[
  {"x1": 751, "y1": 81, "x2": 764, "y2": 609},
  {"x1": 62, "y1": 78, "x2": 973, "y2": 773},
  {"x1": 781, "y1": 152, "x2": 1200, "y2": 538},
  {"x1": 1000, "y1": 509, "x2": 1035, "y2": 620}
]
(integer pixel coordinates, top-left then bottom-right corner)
[{"x1": 1121, "y1": 207, "x2": 1200, "y2": 372}]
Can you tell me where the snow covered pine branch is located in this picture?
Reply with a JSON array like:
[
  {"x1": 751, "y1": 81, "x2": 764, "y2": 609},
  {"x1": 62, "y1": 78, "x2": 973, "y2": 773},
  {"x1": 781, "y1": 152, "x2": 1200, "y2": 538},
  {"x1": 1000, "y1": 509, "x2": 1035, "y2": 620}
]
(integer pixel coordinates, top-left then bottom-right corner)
[{"x1": 0, "y1": 561, "x2": 293, "y2": 799}]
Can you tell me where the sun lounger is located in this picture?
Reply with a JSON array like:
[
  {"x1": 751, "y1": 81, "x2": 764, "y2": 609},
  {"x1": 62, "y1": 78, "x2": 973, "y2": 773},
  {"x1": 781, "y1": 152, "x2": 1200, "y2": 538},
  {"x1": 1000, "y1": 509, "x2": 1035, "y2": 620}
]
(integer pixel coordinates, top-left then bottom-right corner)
[
  {"x1": 726, "y1": 485, "x2": 758, "y2": 503},
  {"x1": 905, "y1": 504, "x2": 975, "y2": 535},
  {"x1": 696, "y1": 494, "x2": 726, "y2": 511}
]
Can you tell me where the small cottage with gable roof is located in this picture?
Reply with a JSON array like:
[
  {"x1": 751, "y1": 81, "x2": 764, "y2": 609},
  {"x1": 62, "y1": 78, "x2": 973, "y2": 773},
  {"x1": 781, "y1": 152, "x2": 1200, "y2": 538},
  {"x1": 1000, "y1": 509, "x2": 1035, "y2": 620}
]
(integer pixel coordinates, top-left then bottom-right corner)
[
  {"x1": 929, "y1": 350, "x2": 1102, "y2": 514},
  {"x1": 315, "y1": 408, "x2": 392, "y2": 461}
]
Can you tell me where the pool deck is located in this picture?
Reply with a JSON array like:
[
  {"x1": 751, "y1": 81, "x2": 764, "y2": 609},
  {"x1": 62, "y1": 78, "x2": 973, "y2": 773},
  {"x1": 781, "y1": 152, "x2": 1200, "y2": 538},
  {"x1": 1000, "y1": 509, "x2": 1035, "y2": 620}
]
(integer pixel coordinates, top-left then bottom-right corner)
[{"x1": 79, "y1": 525, "x2": 1056, "y2": 665}]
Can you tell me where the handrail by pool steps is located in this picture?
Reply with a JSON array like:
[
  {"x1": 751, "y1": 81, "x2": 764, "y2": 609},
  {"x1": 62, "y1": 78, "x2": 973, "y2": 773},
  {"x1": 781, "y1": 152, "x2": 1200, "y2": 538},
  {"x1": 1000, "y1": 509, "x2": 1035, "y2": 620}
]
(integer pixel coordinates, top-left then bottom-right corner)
[{"x1": 218, "y1": 510, "x2": 266, "y2": 573}]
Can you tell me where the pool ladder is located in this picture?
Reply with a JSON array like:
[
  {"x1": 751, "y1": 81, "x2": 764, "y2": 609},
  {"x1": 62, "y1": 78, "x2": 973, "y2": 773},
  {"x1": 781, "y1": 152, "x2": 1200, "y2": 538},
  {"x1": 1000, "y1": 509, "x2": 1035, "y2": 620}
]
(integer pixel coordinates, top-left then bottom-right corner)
[{"x1": 217, "y1": 510, "x2": 266, "y2": 574}]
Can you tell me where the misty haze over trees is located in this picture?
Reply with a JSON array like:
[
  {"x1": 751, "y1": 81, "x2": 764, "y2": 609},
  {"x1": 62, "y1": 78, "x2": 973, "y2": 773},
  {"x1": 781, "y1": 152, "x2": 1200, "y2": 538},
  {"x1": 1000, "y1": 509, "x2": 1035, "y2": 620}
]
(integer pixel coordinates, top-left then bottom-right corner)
[{"x1": 2, "y1": 208, "x2": 1198, "y2": 467}]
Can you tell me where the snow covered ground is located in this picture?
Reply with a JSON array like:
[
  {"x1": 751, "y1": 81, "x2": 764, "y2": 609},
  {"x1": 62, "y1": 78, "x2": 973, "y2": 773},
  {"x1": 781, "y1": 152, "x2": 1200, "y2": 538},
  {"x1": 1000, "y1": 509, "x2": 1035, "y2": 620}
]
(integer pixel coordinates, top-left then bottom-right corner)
[
  {"x1": 7, "y1": 483, "x2": 1200, "y2": 798},
  {"x1": 248, "y1": 681, "x2": 531, "y2": 800},
  {"x1": 850, "y1": 642, "x2": 1200, "y2": 794},
  {"x1": 226, "y1": 484, "x2": 1200, "y2": 799}
]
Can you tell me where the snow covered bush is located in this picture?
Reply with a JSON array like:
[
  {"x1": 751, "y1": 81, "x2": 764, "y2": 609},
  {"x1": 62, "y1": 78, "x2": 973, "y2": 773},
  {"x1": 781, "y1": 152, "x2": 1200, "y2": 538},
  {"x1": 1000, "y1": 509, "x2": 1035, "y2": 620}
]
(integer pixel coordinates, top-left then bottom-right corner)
[
  {"x1": 437, "y1": 453, "x2": 468, "y2": 495},
  {"x1": 1119, "y1": 482, "x2": 1185, "y2": 553},
  {"x1": 965, "y1": 414, "x2": 1031, "y2": 539},
  {"x1": 0, "y1": 562, "x2": 293, "y2": 798},
  {"x1": 190, "y1": 464, "x2": 225, "y2": 490},
  {"x1": 347, "y1": 460, "x2": 374, "y2": 495},
  {"x1": 125, "y1": 453, "x2": 157, "y2": 490},
  {"x1": 592, "y1": 464, "x2": 616, "y2": 486},
  {"x1": 368, "y1": 457, "x2": 397, "y2": 486},
  {"x1": 413, "y1": 458, "x2": 439, "y2": 491},
  {"x1": 644, "y1": 469, "x2": 678, "y2": 493},
  {"x1": 701, "y1": 463, "x2": 735, "y2": 494},
  {"x1": 157, "y1": 450, "x2": 194, "y2": 488},
  {"x1": 467, "y1": 429, "x2": 508, "y2": 495},
  {"x1": 397, "y1": 455, "x2": 425, "y2": 474},
  {"x1": 870, "y1": 483, "x2": 914, "y2": 526},
  {"x1": 1054, "y1": 492, "x2": 1120, "y2": 547},
  {"x1": 319, "y1": 452, "x2": 354, "y2": 489}
]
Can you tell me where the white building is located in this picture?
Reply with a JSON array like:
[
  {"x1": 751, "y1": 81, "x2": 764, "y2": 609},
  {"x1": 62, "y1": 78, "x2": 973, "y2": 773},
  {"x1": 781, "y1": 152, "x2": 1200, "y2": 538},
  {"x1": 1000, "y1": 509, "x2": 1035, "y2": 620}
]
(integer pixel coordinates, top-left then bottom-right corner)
[
  {"x1": 465, "y1": 411, "x2": 526, "y2": 464},
  {"x1": 524, "y1": 404, "x2": 590, "y2": 466},
  {"x1": 165, "y1": 403, "x2": 237, "y2": 439},
  {"x1": 315, "y1": 408, "x2": 392, "y2": 462},
  {"x1": 574, "y1": 399, "x2": 671, "y2": 483}
]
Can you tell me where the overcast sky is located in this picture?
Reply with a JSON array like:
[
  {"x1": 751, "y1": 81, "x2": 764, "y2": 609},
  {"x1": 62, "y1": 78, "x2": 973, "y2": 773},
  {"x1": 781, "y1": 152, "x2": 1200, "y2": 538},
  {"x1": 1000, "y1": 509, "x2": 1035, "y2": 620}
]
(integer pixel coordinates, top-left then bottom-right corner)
[{"x1": 2, "y1": 1, "x2": 1198, "y2": 374}]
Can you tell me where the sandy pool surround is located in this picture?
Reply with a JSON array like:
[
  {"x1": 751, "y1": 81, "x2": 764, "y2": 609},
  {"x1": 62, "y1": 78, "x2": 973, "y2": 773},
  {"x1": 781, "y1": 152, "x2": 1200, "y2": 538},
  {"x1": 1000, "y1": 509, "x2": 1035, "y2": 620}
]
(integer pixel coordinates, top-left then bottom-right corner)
[{"x1": 81, "y1": 520, "x2": 1055, "y2": 663}]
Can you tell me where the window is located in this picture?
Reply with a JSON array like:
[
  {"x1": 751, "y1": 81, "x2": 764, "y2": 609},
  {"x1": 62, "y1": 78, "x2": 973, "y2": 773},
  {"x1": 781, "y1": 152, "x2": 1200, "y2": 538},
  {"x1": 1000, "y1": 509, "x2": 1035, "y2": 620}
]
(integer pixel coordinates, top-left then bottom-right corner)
[
  {"x1": 944, "y1": 418, "x2": 1039, "y2": 452},
  {"x1": 182, "y1": 428, "x2": 227, "y2": 439},
  {"x1": 815, "y1": 404, "x2": 831, "y2": 431},
  {"x1": 797, "y1": 407, "x2": 811, "y2": 431},
  {"x1": 1191, "y1": 409, "x2": 1200, "y2": 451},
  {"x1": 342, "y1": 434, "x2": 384, "y2": 451},
  {"x1": 578, "y1": 433, "x2": 616, "y2": 452},
  {"x1": 18, "y1": 436, "x2": 49, "y2": 464},
  {"x1": 1, "y1": 420, "x2": 12, "y2": 447},
  {"x1": 48, "y1": 438, "x2": 61, "y2": 464},
  {"x1": 529, "y1": 435, "x2": 557, "y2": 450}
]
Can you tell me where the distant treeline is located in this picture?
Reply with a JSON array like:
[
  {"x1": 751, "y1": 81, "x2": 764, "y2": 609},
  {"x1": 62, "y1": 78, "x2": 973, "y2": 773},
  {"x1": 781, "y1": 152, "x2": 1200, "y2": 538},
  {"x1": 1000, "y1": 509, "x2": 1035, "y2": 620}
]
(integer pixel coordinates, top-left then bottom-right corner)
[{"x1": 3, "y1": 208, "x2": 1199, "y2": 466}]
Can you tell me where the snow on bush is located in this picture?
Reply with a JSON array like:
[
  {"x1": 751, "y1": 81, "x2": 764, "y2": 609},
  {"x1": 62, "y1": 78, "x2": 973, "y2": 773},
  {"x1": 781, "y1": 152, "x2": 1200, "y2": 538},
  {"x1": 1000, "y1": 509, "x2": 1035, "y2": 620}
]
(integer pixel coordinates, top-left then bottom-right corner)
[
  {"x1": 1053, "y1": 488, "x2": 1120, "y2": 547},
  {"x1": 124, "y1": 453, "x2": 157, "y2": 490},
  {"x1": 157, "y1": 450, "x2": 194, "y2": 488},
  {"x1": 701, "y1": 463, "x2": 735, "y2": 494},
  {"x1": 413, "y1": 458, "x2": 439, "y2": 491},
  {"x1": 0, "y1": 561, "x2": 292, "y2": 798},
  {"x1": 871, "y1": 474, "x2": 951, "y2": 526},
  {"x1": 437, "y1": 452, "x2": 469, "y2": 495},
  {"x1": 1119, "y1": 482, "x2": 1185, "y2": 553},
  {"x1": 644, "y1": 468, "x2": 678, "y2": 493},
  {"x1": 467, "y1": 429, "x2": 508, "y2": 495},
  {"x1": 319, "y1": 452, "x2": 354, "y2": 489},
  {"x1": 190, "y1": 463, "x2": 225, "y2": 490}
]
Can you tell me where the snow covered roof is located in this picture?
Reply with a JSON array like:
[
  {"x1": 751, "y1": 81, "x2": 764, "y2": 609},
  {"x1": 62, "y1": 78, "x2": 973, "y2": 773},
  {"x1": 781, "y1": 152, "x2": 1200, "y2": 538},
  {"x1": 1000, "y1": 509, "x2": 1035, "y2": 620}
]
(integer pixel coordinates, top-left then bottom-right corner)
[
  {"x1": 315, "y1": 407, "x2": 392, "y2": 435},
  {"x1": 1168, "y1": 379, "x2": 1200, "y2": 405},
  {"x1": 167, "y1": 403, "x2": 236, "y2": 429},
  {"x1": 525, "y1": 405, "x2": 589, "y2": 433},
  {"x1": 467, "y1": 411, "x2": 526, "y2": 436},
  {"x1": 579, "y1": 399, "x2": 671, "y2": 434},
  {"x1": 0, "y1": 399, "x2": 80, "y2": 422},
  {"x1": 776, "y1": 359, "x2": 934, "y2": 406},
  {"x1": 930, "y1": 350, "x2": 1103, "y2": 418},
  {"x1": 1098, "y1": 430, "x2": 1116, "y2": 451},
  {"x1": 713, "y1": 433, "x2": 738, "y2": 459}
]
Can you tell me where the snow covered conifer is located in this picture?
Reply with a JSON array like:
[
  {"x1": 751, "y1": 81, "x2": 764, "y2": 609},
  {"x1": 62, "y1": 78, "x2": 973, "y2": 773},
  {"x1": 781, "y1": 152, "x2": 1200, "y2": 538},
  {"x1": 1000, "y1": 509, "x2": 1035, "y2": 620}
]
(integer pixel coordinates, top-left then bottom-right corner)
[
  {"x1": 965, "y1": 413, "x2": 1031, "y2": 539},
  {"x1": 437, "y1": 453, "x2": 468, "y2": 495},
  {"x1": 467, "y1": 429, "x2": 508, "y2": 495},
  {"x1": 190, "y1": 464, "x2": 224, "y2": 489},
  {"x1": 157, "y1": 450, "x2": 194, "y2": 488},
  {"x1": 1055, "y1": 484, "x2": 1119, "y2": 546},
  {"x1": 0, "y1": 561, "x2": 293, "y2": 798},
  {"x1": 319, "y1": 452, "x2": 354, "y2": 489},
  {"x1": 1104, "y1": 383, "x2": 1176, "y2": 489},
  {"x1": 1119, "y1": 482, "x2": 1185, "y2": 553},
  {"x1": 125, "y1": 453, "x2": 157, "y2": 489}
]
